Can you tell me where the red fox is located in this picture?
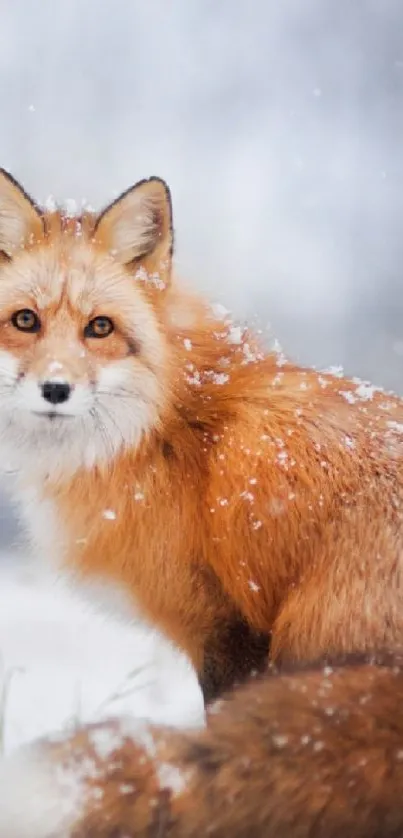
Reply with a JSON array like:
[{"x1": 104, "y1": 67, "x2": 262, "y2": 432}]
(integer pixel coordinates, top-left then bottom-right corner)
[
  {"x1": 0, "y1": 169, "x2": 402, "y2": 704},
  {"x1": 1, "y1": 652, "x2": 403, "y2": 837},
  {"x1": 0, "y1": 171, "x2": 403, "y2": 834}
]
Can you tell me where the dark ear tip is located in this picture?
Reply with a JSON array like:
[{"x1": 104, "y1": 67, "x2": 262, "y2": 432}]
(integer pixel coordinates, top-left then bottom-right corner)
[
  {"x1": 146, "y1": 175, "x2": 171, "y2": 192},
  {"x1": 0, "y1": 167, "x2": 21, "y2": 186},
  {"x1": 144, "y1": 176, "x2": 172, "y2": 211},
  {"x1": 0, "y1": 168, "x2": 43, "y2": 219}
]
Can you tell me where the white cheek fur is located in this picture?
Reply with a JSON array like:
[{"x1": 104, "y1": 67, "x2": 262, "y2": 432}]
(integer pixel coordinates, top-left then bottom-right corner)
[
  {"x1": 96, "y1": 361, "x2": 132, "y2": 391},
  {"x1": 0, "y1": 349, "x2": 19, "y2": 382},
  {"x1": 93, "y1": 358, "x2": 163, "y2": 459}
]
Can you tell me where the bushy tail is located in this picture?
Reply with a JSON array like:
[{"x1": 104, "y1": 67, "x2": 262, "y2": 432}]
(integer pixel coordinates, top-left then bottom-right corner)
[{"x1": 0, "y1": 651, "x2": 403, "y2": 837}]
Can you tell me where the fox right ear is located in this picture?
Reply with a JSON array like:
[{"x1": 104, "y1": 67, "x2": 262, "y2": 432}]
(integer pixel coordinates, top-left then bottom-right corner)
[
  {"x1": 94, "y1": 177, "x2": 174, "y2": 288},
  {"x1": 0, "y1": 169, "x2": 44, "y2": 259}
]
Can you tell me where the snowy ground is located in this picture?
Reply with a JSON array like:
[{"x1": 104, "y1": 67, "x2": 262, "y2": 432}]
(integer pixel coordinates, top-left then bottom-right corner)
[{"x1": 0, "y1": 555, "x2": 204, "y2": 756}]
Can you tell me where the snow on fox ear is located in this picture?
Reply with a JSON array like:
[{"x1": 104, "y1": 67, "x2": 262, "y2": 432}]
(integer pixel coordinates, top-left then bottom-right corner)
[
  {"x1": 0, "y1": 168, "x2": 44, "y2": 259},
  {"x1": 94, "y1": 177, "x2": 173, "y2": 288}
]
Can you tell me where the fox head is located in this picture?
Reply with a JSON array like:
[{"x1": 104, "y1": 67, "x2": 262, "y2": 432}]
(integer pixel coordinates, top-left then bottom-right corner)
[{"x1": 0, "y1": 169, "x2": 178, "y2": 476}]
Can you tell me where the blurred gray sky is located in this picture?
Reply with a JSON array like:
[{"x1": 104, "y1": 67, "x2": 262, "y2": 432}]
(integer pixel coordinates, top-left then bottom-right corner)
[{"x1": 0, "y1": 0, "x2": 403, "y2": 544}]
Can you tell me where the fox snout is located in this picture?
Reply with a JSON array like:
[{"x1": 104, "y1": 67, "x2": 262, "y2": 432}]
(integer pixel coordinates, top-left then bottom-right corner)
[
  {"x1": 15, "y1": 364, "x2": 92, "y2": 418},
  {"x1": 11, "y1": 340, "x2": 96, "y2": 417}
]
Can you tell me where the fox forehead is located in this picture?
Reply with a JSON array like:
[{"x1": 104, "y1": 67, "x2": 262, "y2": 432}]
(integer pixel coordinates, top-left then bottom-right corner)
[
  {"x1": 0, "y1": 239, "x2": 147, "y2": 321},
  {"x1": 0, "y1": 236, "x2": 168, "y2": 376}
]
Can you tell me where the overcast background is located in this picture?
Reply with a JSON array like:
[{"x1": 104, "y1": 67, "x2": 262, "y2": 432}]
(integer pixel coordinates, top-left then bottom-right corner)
[{"x1": 0, "y1": 0, "x2": 402, "y2": 546}]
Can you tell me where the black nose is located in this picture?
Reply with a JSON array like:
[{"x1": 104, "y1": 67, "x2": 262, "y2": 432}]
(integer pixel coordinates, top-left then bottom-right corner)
[{"x1": 41, "y1": 380, "x2": 71, "y2": 405}]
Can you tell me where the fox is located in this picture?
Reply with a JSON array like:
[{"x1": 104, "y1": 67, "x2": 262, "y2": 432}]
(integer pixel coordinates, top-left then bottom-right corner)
[
  {"x1": 0, "y1": 169, "x2": 402, "y2": 704},
  {"x1": 1, "y1": 651, "x2": 403, "y2": 837},
  {"x1": 1, "y1": 171, "x2": 403, "y2": 835}
]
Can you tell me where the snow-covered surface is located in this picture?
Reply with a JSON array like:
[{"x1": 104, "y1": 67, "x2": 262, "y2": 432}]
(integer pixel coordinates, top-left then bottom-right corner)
[{"x1": 0, "y1": 557, "x2": 204, "y2": 756}]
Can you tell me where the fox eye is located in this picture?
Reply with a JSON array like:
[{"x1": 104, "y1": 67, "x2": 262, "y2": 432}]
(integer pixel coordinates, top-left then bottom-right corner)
[
  {"x1": 11, "y1": 308, "x2": 41, "y2": 333},
  {"x1": 84, "y1": 316, "x2": 114, "y2": 339}
]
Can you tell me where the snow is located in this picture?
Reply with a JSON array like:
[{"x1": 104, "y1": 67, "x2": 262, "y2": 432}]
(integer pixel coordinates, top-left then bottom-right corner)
[
  {"x1": 0, "y1": 555, "x2": 204, "y2": 836},
  {"x1": 212, "y1": 372, "x2": 230, "y2": 385},
  {"x1": 354, "y1": 382, "x2": 377, "y2": 401},
  {"x1": 387, "y1": 420, "x2": 403, "y2": 434},
  {"x1": 341, "y1": 390, "x2": 356, "y2": 404},
  {"x1": 156, "y1": 760, "x2": 191, "y2": 797},
  {"x1": 228, "y1": 325, "x2": 243, "y2": 345},
  {"x1": 0, "y1": 557, "x2": 204, "y2": 756},
  {"x1": 0, "y1": 746, "x2": 87, "y2": 838},
  {"x1": 211, "y1": 302, "x2": 230, "y2": 321}
]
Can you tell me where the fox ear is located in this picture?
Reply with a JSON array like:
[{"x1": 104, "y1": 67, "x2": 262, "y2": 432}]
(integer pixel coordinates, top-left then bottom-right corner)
[
  {"x1": 94, "y1": 177, "x2": 173, "y2": 287},
  {"x1": 0, "y1": 169, "x2": 44, "y2": 259}
]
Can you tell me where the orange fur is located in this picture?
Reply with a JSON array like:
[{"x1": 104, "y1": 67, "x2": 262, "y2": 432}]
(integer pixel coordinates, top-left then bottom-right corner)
[{"x1": 0, "y1": 170, "x2": 402, "y2": 702}]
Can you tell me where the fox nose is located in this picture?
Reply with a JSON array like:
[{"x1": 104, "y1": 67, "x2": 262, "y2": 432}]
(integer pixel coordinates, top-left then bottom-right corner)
[{"x1": 41, "y1": 380, "x2": 72, "y2": 405}]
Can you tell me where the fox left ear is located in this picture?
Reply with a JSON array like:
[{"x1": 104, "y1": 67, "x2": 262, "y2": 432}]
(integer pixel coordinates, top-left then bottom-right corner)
[
  {"x1": 0, "y1": 168, "x2": 44, "y2": 259},
  {"x1": 94, "y1": 177, "x2": 173, "y2": 288}
]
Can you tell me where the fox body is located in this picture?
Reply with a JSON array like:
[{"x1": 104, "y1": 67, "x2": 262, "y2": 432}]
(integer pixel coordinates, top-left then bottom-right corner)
[
  {"x1": 0, "y1": 171, "x2": 403, "y2": 702},
  {"x1": 2, "y1": 652, "x2": 403, "y2": 837}
]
